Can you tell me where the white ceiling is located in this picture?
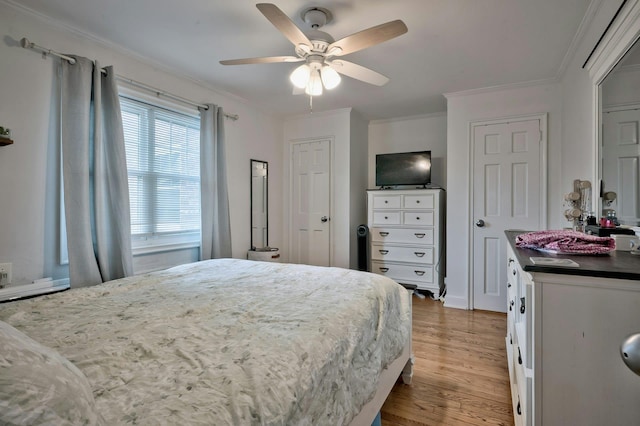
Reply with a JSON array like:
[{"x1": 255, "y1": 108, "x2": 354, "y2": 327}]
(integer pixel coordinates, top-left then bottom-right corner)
[{"x1": 11, "y1": 0, "x2": 593, "y2": 120}]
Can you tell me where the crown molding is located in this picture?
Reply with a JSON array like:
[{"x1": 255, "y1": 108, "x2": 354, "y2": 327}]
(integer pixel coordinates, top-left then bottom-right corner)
[
  {"x1": 443, "y1": 77, "x2": 559, "y2": 99},
  {"x1": 369, "y1": 111, "x2": 447, "y2": 125},
  {"x1": 556, "y1": 0, "x2": 604, "y2": 79}
]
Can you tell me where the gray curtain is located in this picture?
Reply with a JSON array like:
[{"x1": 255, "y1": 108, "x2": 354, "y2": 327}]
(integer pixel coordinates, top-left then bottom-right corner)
[
  {"x1": 60, "y1": 56, "x2": 133, "y2": 287},
  {"x1": 199, "y1": 104, "x2": 232, "y2": 259}
]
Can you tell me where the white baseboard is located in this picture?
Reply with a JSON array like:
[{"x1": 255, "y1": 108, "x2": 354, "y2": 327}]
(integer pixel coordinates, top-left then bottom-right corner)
[
  {"x1": 0, "y1": 278, "x2": 70, "y2": 302},
  {"x1": 443, "y1": 295, "x2": 470, "y2": 310}
]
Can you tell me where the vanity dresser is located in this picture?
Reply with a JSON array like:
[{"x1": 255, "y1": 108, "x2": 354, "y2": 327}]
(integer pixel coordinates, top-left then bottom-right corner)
[
  {"x1": 505, "y1": 230, "x2": 640, "y2": 426},
  {"x1": 367, "y1": 189, "x2": 444, "y2": 295}
]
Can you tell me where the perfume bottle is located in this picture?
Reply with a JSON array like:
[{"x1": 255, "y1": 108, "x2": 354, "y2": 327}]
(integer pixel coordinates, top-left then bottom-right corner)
[{"x1": 600, "y1": 210, "x2": 618, "y2": 228}]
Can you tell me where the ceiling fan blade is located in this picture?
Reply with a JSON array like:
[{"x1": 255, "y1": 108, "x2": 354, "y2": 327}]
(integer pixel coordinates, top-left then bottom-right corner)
[
  {"x1": 220, "y1": 56, "x2": 303, "y2": 65},
  {"x1": 327, "y1": 60, "x2": 390, "y2": 86},
  {"x1": 327, "y1": 20, "x2": 408, "y2": 56},
  {"x1": 256, "y1": 3, "x2": 312, "y2": 48}
]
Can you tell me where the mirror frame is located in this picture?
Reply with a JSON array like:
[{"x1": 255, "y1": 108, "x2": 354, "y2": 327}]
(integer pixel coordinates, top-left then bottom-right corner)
[
  {"x1": 250, "y1": 159, "x2": 269, "y2": 250},
  {"x1": 586, "y1": 0, "x2": 640, "y2": 214}
]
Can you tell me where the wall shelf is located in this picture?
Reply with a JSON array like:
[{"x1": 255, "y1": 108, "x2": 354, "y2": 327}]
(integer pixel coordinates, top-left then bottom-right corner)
[{"x1": 0, "y1": 138, "x2": 13, "y2": 146}]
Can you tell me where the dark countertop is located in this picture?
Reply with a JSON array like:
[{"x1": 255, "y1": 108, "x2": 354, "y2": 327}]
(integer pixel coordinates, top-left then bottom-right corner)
[{"x1": 505, "y1": 230, "x2": 640, "y2": 281}]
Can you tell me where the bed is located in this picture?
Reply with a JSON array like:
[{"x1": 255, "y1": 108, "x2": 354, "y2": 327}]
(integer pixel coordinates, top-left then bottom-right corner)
[{"x1": 0, "y1": 259, "x2": 413, "y2": 425}]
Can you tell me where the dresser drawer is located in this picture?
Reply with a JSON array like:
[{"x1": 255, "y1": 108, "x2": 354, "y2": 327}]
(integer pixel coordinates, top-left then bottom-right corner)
[
  {"x1": 370, "y1": 227, "x2": 434, "y2": 245},
  {"x1": 372, "y1": 211, "x2": 401, "y2": 225},
  {"x1": 371, "y1": 261, "x2": 434, "y2": 284},
  {"x1": 512, "y1": 389, "x2": 524, "y2": 426},
  {"x1": 507, "y1": 274, "x2": 517, "y2": 324},
  {"x1": 372, "y1": 195, "x2": 401, "y2": 209},
  {"x1": 403, "y1": 211, "x2": 434, "y2": 226},
  {"x1": 513, "y1": 356, "x2": 530, "y2": 425},
  {"x1": 507, "y1": 257, "x2": 518, "y2": 290},
  {"x1": 403, "y1": 193, "x2": 435, "y2": 209},
  {"x1": 371, "y1": 243, "x2": 434, "y2": 264}
]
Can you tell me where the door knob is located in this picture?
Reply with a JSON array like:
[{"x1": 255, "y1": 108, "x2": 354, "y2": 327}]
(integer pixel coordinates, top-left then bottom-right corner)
[
  {"x1": 475, "y1": 219, "x2": 485, "y2": 227},
  {"x1": 621, "y1": 333, "x2": 640, "y2": 375},
  {"x1": 321, "y1": 216, "x2": 330, "y2": 223}
]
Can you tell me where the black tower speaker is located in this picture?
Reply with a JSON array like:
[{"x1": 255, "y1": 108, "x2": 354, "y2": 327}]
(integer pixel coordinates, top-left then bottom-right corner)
[{"x1": 356, "y1": 224, "x2": 369, "y2": 271}]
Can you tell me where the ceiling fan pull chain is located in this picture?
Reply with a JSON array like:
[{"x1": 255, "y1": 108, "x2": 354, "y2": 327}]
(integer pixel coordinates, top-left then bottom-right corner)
[{"x1": 309, "y1": 95, "x2": 313, "y2": 113}]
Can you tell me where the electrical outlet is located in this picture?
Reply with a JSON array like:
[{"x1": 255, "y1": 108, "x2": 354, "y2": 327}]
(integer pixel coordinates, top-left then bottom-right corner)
[{"x1": 0, "y1": 263, "x2": 12, "y2": 287}]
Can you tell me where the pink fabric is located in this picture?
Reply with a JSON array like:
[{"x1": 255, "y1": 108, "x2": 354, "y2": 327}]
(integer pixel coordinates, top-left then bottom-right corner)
[{"x1": 515, "y1": 230, "x2": 615, "y2": 255}]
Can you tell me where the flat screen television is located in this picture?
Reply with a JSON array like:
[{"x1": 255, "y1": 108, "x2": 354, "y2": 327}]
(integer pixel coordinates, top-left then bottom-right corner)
[{"x1": 376, "y1": 151, "x2": 431, "y2": 188}]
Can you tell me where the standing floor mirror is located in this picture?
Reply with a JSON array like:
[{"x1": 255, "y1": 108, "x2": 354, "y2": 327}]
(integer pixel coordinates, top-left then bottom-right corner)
[
  {"x1": 251, "y1": 159, "x2": 269, "y2": 250},
  {"x1": 249, "y1": 159, "x2": 280, "y2": 261}
]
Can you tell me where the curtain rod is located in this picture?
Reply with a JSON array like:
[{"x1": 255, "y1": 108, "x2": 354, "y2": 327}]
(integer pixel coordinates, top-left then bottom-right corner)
[{"x1": 20, "y1": 37, "x2": 239, "y2": 121}]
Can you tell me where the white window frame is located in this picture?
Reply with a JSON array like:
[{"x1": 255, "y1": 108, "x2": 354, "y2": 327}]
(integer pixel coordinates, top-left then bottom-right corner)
[{"x1": 120, "y1": 90, "x2": 202, "y2": 256}]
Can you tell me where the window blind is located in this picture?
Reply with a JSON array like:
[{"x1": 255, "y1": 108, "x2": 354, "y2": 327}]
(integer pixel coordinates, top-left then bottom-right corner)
[{"x1": 120, "y1": 97, "x2": 201, "y2": 242}]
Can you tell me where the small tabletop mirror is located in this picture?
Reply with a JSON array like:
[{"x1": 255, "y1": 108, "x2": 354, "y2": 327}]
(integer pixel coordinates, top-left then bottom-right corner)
[{"x1": 251, "y1": 159, "x2": 268, "y2": 249}]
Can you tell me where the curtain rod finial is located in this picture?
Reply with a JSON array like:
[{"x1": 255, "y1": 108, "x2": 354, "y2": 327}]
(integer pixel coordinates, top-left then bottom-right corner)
[{"x1": 20, "y1": 37, "x2": 32, "y2": 49}]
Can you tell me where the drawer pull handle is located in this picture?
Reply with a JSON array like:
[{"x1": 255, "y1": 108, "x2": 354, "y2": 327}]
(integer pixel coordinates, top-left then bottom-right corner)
[
  {"x1": 384, "y1": 216, "x2": 388, "y2": 220},
  {"x1": 512, "y1": 269, "x2": 516, "y2": 276},
  {"x1": 517, "y1": 401, "x2": 521, "y2": 415},
  {"x1": 379, "y1": 232, "x2": 389, "y2": 237},
  {"x1": 507, "y1": 282, "x2": 512, "y2": 288},
  {"x1": 508, "y1": 258, "x2": 514, "y2": 265},
  {"x1": 510, "y1": 334, "x2": 513, "y2": 344},
  {"x1": 379, "y1": 267, "x2": 389, "y2": 273},
  {"x1": 379, "y1": 250, "x2": 389, "y2": 255},
  {"x1": 414, "y1": 233, "x2": 425, "y2": 238},
  {"x1": 520, "y1": 297, "x2": 526, "y2": 314},
  {"x1": 414, "y1": 252, "x2": 425, "y2": 257},
  {"x1": 414, "y1": 270, "x2": 425, "y2": 276},
  {"x1": 384, "y1": 200, "x2": 388, "y2": 204},
  {"x1": 416, "y1": 216, "x2": 421, "y2": 220},
  {"x1": 509, "y1": 300, "x2": 514, "y2": 311},
  {"x1": 518, "y1": 347, "x2": 522, "y2": 365}
]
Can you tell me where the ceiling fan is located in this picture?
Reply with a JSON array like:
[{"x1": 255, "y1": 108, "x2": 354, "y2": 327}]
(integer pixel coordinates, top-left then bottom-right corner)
[{"x1": 219, "y1": 3, "x2": 408, "y2": 96}]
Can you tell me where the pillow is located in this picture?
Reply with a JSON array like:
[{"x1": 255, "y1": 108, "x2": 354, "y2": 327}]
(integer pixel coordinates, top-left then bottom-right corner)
[{"x1": 0, "y1": 320, "x2": 102, "y2": 425}]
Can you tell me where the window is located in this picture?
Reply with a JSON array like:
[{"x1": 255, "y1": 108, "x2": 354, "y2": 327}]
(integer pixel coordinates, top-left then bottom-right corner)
[{"x1": 120, "y1": 96, "x2": 201, "y2": 252}]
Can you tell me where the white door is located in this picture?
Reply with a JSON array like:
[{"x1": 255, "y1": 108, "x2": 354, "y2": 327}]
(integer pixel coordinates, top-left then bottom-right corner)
[
  {"x1": 472, "y1": 118, "x2": 543, "y2": 312},
  {"x1": 602, "y1": 108, "x2": 640, "y2": 224},
  {"x1": 290, "y1": 139, "x2": 331, "y2": 266}
]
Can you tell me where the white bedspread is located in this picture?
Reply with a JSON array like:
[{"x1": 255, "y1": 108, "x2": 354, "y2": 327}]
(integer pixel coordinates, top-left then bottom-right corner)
[{"x1": 0, "y1": 259, "x2": 411, "y2": 425}]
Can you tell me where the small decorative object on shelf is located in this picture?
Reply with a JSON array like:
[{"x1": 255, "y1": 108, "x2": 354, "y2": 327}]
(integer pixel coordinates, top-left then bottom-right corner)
[
  {"x1": 0, "y1": 126, "x2": 13, "y2": 146},
  {"x1": 563, "y1": 179, "x2": 591, "y2": 231}
]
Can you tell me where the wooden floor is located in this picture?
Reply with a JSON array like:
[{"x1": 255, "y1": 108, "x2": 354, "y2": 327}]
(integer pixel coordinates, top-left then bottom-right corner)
[{"x1": 380, "y1": 296, "x2": 513, "y2": 426}]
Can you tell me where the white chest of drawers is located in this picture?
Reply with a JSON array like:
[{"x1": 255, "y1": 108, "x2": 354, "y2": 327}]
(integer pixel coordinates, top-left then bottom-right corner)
[
  {"x1": 505, "y1": 231, "x2": 640, "y2": 426},
  {"x1": 367, "y1": 189, "x2": 444, "y2": 295}
]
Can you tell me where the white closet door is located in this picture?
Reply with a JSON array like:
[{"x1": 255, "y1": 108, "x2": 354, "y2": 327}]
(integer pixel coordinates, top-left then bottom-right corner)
[
  {"x1": 290, "y1": 139, "x2": 331, "y2": 266},
  {"x1": 472, "y1": 119, "x2": 543, "y2": 312}
]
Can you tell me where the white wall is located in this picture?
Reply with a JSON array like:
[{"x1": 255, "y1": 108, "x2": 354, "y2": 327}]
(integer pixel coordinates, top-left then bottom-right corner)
[
  {"x1": 349, "y1": 110, "x2": 369, "y2": 269},
  {"x1": 444, "y1": 82, "x2": 563, "y2": 309},
  {"x1": 368, "y1": 113, "x2": 448, "y2": 189},
  {"x1": 0, "y1": 2, "x2": 283, "y2": 284}
]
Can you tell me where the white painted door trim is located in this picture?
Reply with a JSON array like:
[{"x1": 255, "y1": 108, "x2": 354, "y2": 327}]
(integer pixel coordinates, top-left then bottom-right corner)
[
  {"x1": 467, "y1": 113, "x2": 548, "y2": 310},
  {"x1": 287, "y1": 136, "x2": 335, "y2": 266}
]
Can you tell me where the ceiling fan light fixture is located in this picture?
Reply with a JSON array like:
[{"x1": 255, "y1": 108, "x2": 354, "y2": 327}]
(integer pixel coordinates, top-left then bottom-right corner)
[
  {"x1": 290, "y1": 64, "x2": 311, "y2": 89},
  {"x1": 305, "y1": 69, "x2": 323, "y2": 96},
  {"x1": 320, "y1": 65, "x2": 341, "y2": 90}
]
